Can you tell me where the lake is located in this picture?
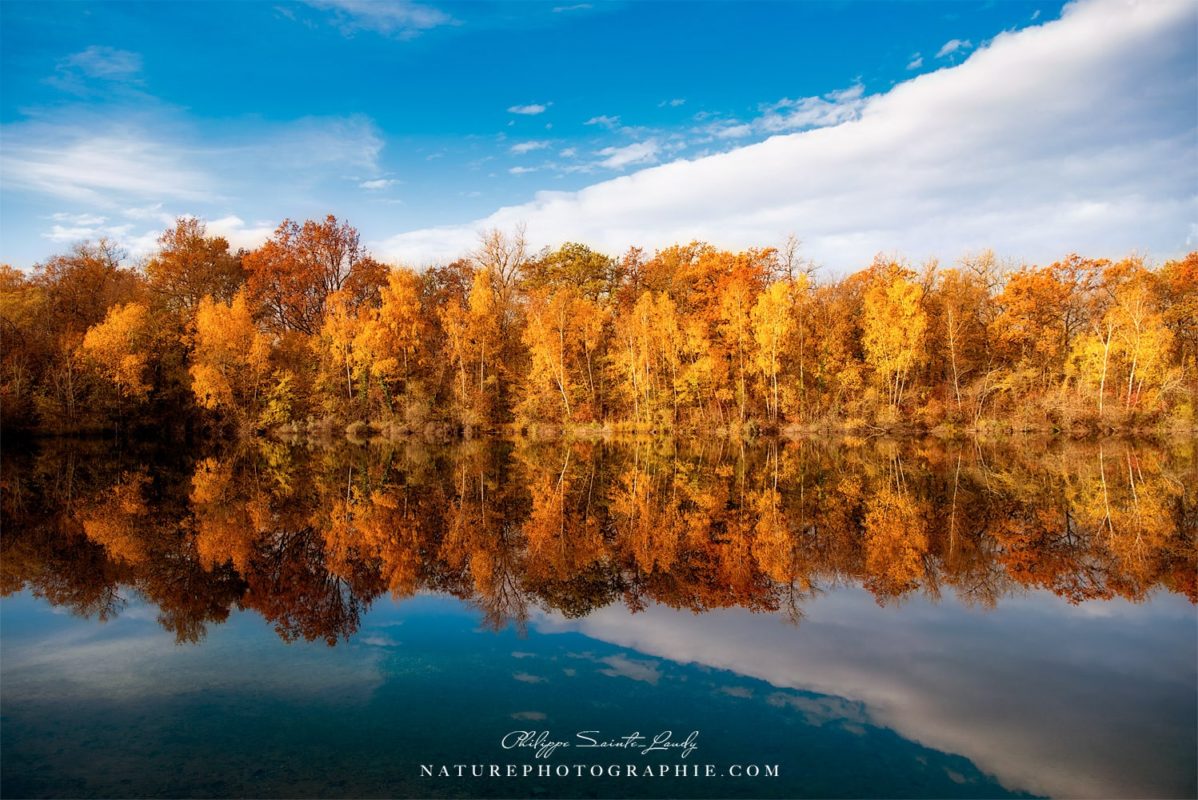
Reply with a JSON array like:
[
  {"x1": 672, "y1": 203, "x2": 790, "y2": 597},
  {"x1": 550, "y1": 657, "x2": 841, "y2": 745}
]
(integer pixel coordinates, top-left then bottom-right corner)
[{"x1": 2, "y1": 436, "x2": 1195, "y2": 799}]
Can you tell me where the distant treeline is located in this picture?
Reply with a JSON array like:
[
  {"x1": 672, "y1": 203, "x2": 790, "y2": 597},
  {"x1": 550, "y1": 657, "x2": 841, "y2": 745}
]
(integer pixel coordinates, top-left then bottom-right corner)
[{"x1": 2, "y1": 215, "x2": 1195, "y2": 437}]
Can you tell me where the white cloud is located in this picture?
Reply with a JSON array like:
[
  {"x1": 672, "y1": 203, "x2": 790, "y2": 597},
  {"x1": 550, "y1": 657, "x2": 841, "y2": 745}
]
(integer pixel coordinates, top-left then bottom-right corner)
[
  {"x1": 509, "y1": 166, "x2": 537, "y2": 175},
  {"x1": 204, "y1": 215, "x2": 276, "y2": 251},
  {"x1": 692, "y1": 85, "x2": 865, "y2": 144},
  {"x1": 375, "y1": 0, "x2": 1197, "y2": 273},
  {"x1": 59, "y1": 46, "x2": 142, "y2": 80},
  {"x1": 596, "y1": 139, "x2": 660, "y2": 170},
  {"x1": 2, "y1": 110, "x2": 383, "y2": 260},
  {"x1": 359, "y1": 178, "x2": 396, "y2": 190},
  {"x1": 510, "y1": 141, "x2": 549, "y2": 155},
  {"x1": 712, "y1": 123, "x2": 754, "y2": 139},
  {"x1": 260, "y1": 114, "x2": 383, "y2": 171},
  {"x1": 659, "y1": 98, "x2": 686, "y2": 108},
  {"x1": 508, "y1": 103, "x2": 549, "y2": 115},
  {"x1": 585, "y1": 114, "x2": 621, "y2": 129},
  {"x1": 43, "y1": 223, "x2": 127, "y2": 244},
  {"x1": 302, "y1": 0, "x2": 454, "y2": 39},
  {"x1": 758, "y1": 84, "x2": 866, "y2": 132},
  {"x1": 2, "y1": 130, "x2": 216, "y2": 204},
  {"x1": 936, "y1": 38, "x2": 973, "y2": 58},
  {"x1": 552, "y1": 3, "x2": 591, "y2": 11},
  {"x1": 120, "y1": 204, "x2": 174, "y2": 225},
  {"x1": 559, "y1": 147, "x2": 578, "y2": 158},
  {"x1": 34, "y1": 210, "x2": 273, "y2": 259},
  {"x1": 906, "y1": 53, "x2": 924, "y2": 70},
  {"x1": 50, "y1": 212, "x2": 108, "y2": 226}
]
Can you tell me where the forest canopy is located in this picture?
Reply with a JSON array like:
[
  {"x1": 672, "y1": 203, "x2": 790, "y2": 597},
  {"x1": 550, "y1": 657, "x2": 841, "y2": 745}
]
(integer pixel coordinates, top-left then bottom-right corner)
[{"x1": 2, "y1": 215, "x2": 1195, "y2": 438}]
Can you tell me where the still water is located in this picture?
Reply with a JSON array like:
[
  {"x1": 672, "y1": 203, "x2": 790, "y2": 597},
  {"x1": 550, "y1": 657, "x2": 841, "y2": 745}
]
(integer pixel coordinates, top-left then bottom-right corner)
[{"x1": 2, "y1": 437, "x2": 1195, "y2": 799}]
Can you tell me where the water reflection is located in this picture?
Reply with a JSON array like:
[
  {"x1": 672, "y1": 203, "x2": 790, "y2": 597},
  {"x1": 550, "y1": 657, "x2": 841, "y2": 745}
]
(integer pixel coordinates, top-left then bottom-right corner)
[
  {"x1": 3, "y1": 437, "x2": 1195, "y2": 644},
  {"x1": 1, "y1": 436, "x2": 1195, "y2": 799}
]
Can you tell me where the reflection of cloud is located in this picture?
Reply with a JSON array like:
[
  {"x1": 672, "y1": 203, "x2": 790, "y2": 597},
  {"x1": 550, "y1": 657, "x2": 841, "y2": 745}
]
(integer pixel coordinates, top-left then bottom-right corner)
[
  {"x1": 766, "y1": 691, "x2": 867, "y2": 728},
  {"x1": 597, "y1": 654, "x2": 660, "y2": 685},
  {"x1": 719, "y1": 685, "x2": 752, "y2": 698},
  {"x1": 534, "y1": 590, "x2": 1197, "y2": 799},
  {"x1": 3, "y1": 609, "x2": 386, "y2": 703},
  {"x1": 511, "y1": 651, "x2": 535, "y2": 659},
  {"x1": 360, "y1": 635, "x2": 399, "y2": 647},
  {"x1": 511, "y1": 711, "x2": 547, "y2": 720},
  {"x1": 513, "y1": 672, "x2": 546, "y2": 684}
]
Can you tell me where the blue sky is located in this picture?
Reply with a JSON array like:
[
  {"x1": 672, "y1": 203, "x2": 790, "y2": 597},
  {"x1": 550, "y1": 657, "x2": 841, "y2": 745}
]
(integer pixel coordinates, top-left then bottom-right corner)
[{"x1": 3, "y1": 0, "x2": 1193, "y2": 270}]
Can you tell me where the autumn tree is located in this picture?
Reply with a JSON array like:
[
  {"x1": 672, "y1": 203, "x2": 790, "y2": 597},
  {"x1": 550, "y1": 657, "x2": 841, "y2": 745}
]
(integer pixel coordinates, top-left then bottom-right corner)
[
  {"x1": 1108, "y1": 266, "x2": 1176, "y2": 411},
  {"x1": 78, "y1": 302, "x2": 157, "y2": 405},
  {"x1": 354, "y1": 267, "x2": 431, "y2": 414},
  {"x1": 930, "y1": 267, "x2": 991, "y2": 414},
  {"x1": 243, "y1": 216, "x2": 386, "y2": 335},
  {"x1": 524, "y1": 242, "x2": 622, "y2": 303},
  {"x1": 145, "y1": 217, "x2": 244, "y2": 315},
  {"x1": 442, "y1": 268, "x2": 505, "y2": 426},
  {"x1": 312, "y1": 289, "x2": 366, "y2": 409},
  {"x1": 862, "y1": 262, "x2": 928, "y2": 409},
  {"x1": 750, "y1": 278, "x2": 802, "y2": 423},
  {"x1": 189, "y1": 290, "x2": 274, "y2": 422},
  {"x1": 520, "y1": 287, "x2": 605, "y2": 422}
]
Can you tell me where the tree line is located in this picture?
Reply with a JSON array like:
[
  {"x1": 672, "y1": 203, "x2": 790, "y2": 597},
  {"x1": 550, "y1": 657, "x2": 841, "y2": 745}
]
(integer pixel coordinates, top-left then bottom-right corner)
[
  {"x1": 3, "y1": 437, "x2": 1192, "y2": 644},
  {"x1": 2, "y1": 214, "x2": 1195, "y2": 437}
]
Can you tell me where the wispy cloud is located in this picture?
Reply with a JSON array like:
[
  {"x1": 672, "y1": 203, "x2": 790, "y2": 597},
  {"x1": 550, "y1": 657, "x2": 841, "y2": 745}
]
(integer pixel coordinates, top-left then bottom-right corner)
[
  {"x1": 906, "y1": 53, "x2": 924, "y2": 70},
  {"x1": 508, "y1": 103, "x2": 549, "y2": 115},
  {"x1": 359, "y1": 178, "x2": 396, "y2": 190},
  {"x1": 552, "y1": 3, "x2": 591, "y2": 12},
  {"x1": 302, "y1": 0, "x2": 454, "y2": 39},
  {"x1": 585, "y1": 114, "x2": 621, "y2": 129},
  {"x1": 690, "y1": 84, "x2": 865, "y2": 144},
  {"x1": 509, "y1": 166, "x2": 537, "y2": 175},
  {"x1": 50, "y1": 212, "x2": 108, "y2": 227},
  {"x1": 596, "y1": 139, "x2": 659, "y2": 169},
  {"x1": 659, "y1": 98, "x2": 686, "y2": 108},
  {"x1": 936, "y1": 38, "x2": 973, "y2": 58},
  {"x1": 60, "y1": 46, "x2": 142, "y2": 79},
  {"x1": 2, "y1": 129, "x2": 215, "y2": 204},
  {"x1": 758, "y1": 84, "x2": 865, "y2": 133},
  {"x1": 510, "y1": 141, "x2": 550, "y2": 155},
  {"x1": 47, "y1": 46, "x2": 144, "y2": 95},
  {"x1": 711, "y1": 123, "x2": 753, "y2": 139},
  {"x1": 3, "y1": 109, "x2": 384, "y2": 257}
]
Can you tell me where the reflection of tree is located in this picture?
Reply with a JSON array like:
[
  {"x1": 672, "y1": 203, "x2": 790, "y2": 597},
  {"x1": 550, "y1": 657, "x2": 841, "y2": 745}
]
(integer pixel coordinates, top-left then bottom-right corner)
[
  {"x1": 2, "y1": 436, "x2": 1194, "y2": 644},
  {"x1": 440, "y1": 444, "x2": 531, "y2": 630},
  {"x1": 862, "y1": 457, "x2": 932, "y2": 604}
]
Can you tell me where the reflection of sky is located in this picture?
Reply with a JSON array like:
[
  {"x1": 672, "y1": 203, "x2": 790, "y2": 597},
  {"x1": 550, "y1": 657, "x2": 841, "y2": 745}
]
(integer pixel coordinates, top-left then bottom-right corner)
[
  {"x1": 3, "y1": 587, "x2": 1195, "y2": 799},
  {"x1": 534, "y1": 588, "x2": 1198, "y2": 799}
]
